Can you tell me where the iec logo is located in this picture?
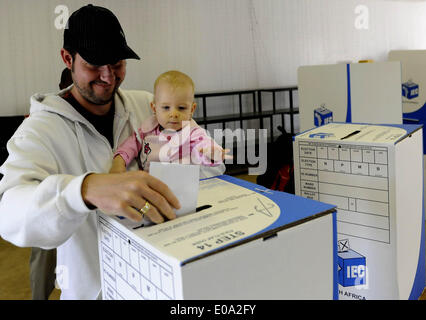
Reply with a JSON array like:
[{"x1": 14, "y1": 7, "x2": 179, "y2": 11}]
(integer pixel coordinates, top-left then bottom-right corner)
[
  {"x1": 337, "y1": 239, "x2": 367, "y2": 287},
  {"x1": 308, "y1": 132, "x2": 334, "y2": 139},
  {"x1": 402, "y1": 80, "x2": 419, "y2": 100},
  {"x1": 314, "y1": 105, "x2": 333, "y2": 126}
]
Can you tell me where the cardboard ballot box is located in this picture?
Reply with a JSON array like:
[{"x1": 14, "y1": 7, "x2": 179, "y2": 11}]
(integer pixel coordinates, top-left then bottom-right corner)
[
  {"x1": 97, "y1": 175, "x2": 337, "y2": 300},
  {"x1": 294, "y1": 123, "x2": 425, "y2": 299}
]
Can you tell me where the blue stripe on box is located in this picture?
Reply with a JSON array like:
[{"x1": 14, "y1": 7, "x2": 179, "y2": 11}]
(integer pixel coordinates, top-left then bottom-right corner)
[{"x1": 346, "y1": 64, "x2": 352, "y2": 123}]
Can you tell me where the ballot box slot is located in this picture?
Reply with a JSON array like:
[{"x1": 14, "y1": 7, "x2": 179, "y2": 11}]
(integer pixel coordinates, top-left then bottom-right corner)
[
  {"x1": 131, "y1": 205, "x2": 213, "y2": 231},
  {"x1": 263, "y1": 233, "x2": 278, "y2": 241},
  {"x1": 196, "y1": 205, "x2": 212, "y2": 212},
  {"x1": 341, "y1": 130, "x2": 361, "y2": 140},
  {"x1": 132, "y1": 223, "x2": 145, "y2": 230}
]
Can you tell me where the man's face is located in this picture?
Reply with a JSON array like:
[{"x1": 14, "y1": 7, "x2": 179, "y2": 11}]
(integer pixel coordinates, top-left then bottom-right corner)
[{"x1": 70, "y1": 53, "x2": 126, "y2": 105}]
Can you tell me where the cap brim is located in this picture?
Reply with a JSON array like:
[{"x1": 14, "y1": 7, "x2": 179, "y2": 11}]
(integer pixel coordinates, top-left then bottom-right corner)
[{"x1": 78, "y1": 45, "x2": 140, "y2": 66}]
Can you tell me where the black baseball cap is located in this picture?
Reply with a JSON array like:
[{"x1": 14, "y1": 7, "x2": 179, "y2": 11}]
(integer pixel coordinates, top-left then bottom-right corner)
[{"x1": 63, "y1": 4, "x2": 140, "y2": 66}]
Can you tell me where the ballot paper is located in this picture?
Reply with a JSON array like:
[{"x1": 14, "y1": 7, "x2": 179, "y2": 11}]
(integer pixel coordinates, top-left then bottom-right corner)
[{"x1": 149, "y1": 162, "x2": 200, "y2": 217}]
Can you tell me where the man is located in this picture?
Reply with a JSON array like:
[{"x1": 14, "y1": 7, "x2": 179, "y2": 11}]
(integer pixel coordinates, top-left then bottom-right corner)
[
  {"x1": 29, "y1": 67, "x2": 73, "y2": 300},
  {"x1": 0, "y1": 4, "x2": 224, "y2": 300}
]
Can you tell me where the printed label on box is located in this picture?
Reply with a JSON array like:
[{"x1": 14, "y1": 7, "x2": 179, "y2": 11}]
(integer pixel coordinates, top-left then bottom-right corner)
[
  {"x1": 314, "y1": 105, "x2": 334, "y2": 127},
  {"x1": 402, "y1": 80, "x2": 419, "y2": 100},
  {"x1": 338, "y1": 248, "x2": 367, "y2": 287}
]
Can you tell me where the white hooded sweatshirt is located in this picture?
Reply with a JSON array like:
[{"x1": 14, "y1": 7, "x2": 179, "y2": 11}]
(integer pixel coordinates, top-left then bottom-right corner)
[
  {"x1": 0, "y1": 87, "x2": 225, "y2": 299},
  {"x1": 0, "y1": 88, "x2": 148, "y2": 299}
]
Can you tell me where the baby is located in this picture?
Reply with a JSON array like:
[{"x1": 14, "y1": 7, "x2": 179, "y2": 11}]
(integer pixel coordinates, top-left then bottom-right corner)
[{"x1": 110, "y1": 70, "x2": 229, "y2": 174}]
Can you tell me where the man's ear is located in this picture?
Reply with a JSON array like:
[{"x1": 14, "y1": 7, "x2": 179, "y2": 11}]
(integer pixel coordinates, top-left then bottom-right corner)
[
  {"x1": 150, "y1": 102, "x2": 156, "y2": 114},
  {"x1": 60, "y1": 48, "x2": 73, "y2": 70}
]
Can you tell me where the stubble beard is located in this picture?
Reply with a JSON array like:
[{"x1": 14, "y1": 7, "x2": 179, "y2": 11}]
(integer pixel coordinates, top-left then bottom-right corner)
[
  {"x1": 73, "y1": 80, "x2": 121, "y2": 106},
  {"x1": 71, "y1": 62, "x2": 122, "y2": 106}
]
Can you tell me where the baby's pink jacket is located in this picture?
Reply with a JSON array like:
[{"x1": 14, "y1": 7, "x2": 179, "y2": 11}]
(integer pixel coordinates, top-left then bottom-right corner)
[{"x1": 114, "y1": 115, "x2": 222, "y2": 171}]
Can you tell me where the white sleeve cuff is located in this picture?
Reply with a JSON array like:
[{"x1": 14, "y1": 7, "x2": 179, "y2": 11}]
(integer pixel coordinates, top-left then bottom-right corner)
[{"x1": 57, "y1": 172, "x2": 96, "y2": 220}]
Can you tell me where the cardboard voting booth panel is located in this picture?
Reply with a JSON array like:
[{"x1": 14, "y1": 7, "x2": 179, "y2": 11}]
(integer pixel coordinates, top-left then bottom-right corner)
[
  {"x1": 388, "y1": 51, "x2": 426, "y2": 126},
  {"x1": 294, "y1": 123, "x2": 425, "y2": 299},
  {"x1": 297, "y1": 62, "x2": 403, "y2": 132},
  {"x1": 97, "y1": 175, "x2": 337, "y2": 300},
  {"x1": 388, "y1": 51, "x2": 426, "y2": 213}
]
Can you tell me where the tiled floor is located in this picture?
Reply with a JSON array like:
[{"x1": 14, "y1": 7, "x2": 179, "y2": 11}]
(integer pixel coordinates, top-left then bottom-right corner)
[{"x1": 0, "y1": 173, "x2": 424, "y2": 300}]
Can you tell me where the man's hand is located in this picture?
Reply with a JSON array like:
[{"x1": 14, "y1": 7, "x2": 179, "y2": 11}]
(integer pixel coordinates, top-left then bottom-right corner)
[{"x1": 81, "y1": 171, "x2": 181, "y2": 223}]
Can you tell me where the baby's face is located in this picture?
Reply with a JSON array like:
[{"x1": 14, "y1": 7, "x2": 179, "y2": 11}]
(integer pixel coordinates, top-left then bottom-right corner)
[{"x1": 152, "y1": 82, "x2": 196, "y2": 131}]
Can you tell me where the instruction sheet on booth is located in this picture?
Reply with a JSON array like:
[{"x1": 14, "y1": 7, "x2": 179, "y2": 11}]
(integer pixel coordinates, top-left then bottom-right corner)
[
  {"x1": 298, "y1": 142, "x2": 391, "y2": 243},
  {"x1": 296, "y1": 124, "x2": 409, "y2": 244}
]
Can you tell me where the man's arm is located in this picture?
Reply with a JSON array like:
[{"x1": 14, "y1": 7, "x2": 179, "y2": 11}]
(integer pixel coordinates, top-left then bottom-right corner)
[
  {"x1": 0, "y1": 134, "x2": 94, "y2": 249},
  {"x1": 0, "y1": 133, "x2": 180, "y2": 249}
]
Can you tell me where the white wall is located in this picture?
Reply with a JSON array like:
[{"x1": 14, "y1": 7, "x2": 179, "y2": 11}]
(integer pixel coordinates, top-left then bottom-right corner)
[{"x1": 1, "y1": 0, "x2": 426, "y2": 117}]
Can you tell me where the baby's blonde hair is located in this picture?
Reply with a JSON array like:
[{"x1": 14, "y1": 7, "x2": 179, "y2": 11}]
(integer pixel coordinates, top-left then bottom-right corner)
[{"x1": 153, "y1": 70, "x2": 195, "y2": 99}]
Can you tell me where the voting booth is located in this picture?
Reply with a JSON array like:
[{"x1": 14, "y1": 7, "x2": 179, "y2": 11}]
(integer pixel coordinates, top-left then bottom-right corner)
[
  {"x1": 297, "y1": 61, "x2": 403, "y2": 132},
  {"x1": 388, "y1": 50, "x2": 426, "y2": 214},
  {"x1": 388, "y1": 50, "x2": 426, "y2": 135},
  {"x1": 293, "y1": 123, "x2": 425, "y2": 299},
  {"x1": 97, "y1": 175, "x2": 337, "y2": 300}
]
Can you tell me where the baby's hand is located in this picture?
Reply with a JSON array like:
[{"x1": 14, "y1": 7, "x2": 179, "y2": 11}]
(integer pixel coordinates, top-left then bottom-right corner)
[
  {"x1": 110, "y1": 155, "x2": 127, "y2": 173},
  {"x1": 200, "y1": 146, "x2": 232, "y2": 162},
  {"x1": 109, "y1": 166, "x2": 126, "y2": 174}
]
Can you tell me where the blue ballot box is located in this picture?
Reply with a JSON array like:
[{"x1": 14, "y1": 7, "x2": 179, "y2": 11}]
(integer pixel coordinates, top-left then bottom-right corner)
[
  {"x1": 97, "y1": 175, "x2": 338, "y2": 300},
  {"x1": 314, "y1": 106, "x2": 333, "y2": 127},
  {"x1": 402, "y1": 81, "x2": 419, "y2": 100}
]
